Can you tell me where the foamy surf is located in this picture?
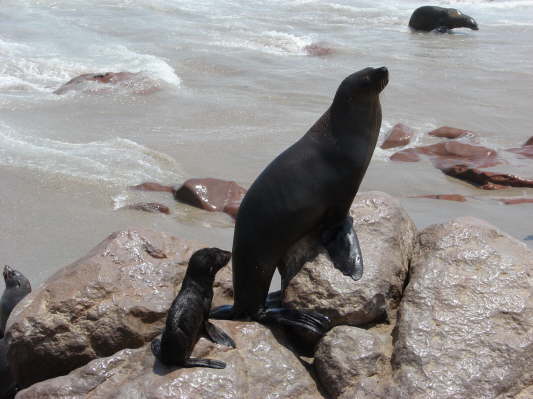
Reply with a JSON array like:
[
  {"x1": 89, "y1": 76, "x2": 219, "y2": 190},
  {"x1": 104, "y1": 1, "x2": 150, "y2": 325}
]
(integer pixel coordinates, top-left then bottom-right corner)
[{"x1": 0, "y1": 123, "x2": 184, "y2": 186}]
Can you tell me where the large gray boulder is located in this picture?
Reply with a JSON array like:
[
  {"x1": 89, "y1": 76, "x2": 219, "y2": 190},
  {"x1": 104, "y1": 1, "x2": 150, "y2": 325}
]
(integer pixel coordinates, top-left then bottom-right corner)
[
  {"x1": 392, "y1": 217, "x2": 533, "y2": 399},
  {"x1": 5, "y1": 229, "x2": 233, "y2": 389},
  {"x1": 314, "y1": 326, "x2": 388, "y2": 398},
  {"x1": 282, "y1": 191, "x2": 416, "y2": 326},
  {"x1": 16, "y1": 321, "x2": 322, "y2": 399}
]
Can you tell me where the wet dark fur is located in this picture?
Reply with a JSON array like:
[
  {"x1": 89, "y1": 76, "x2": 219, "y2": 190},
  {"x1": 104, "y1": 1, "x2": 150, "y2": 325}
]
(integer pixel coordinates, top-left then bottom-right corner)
[
  {"x1": 210, "y1": 67, "x2": 389, "y2": 338},
  {"x1": 409, "y1": 6, "x2": 478, "y2": 32},
  {"x1": 151, "y1": 248, "x2": 234, "y2": 369},
  {"x1": 1, "y1": 265, "x2": 31, "y2": 399}
]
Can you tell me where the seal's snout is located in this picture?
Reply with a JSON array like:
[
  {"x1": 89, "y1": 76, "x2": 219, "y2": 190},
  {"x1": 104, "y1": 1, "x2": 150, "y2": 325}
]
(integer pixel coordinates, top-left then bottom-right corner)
[
  {"x1": 470, "y1": 19, "x2": 479, "y2": 30},
  {"x1": 373, "y1": 67, "x2": 389, "y2": 91},
  {"x1": 217, "y1": 250, "x2": 232, "y2": 267}
]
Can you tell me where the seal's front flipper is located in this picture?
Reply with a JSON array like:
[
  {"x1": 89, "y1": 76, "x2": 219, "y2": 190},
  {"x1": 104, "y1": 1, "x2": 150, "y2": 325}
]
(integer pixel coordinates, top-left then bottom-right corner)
[
  {"x1": 434, "y1": 26, "x2": 450, "y2": 33},
  {"x1": 209, "y1": 305, "x2": 235, "y2": 320},
  {"x1": 204, "y1": 321, "x2": 236, "y2": 348},
  {"x1": 184, "y1": 358, "x2": 226, "y2": 369},
  {"x1": 151, "y1": 337, "x2": 162, "y2": 359},
  {"x1": 258, "y1": 307, "x2": 331, "y2": 335},
  {"x1": 321, "y1": 216, "x2": 364, "y2": 281}
]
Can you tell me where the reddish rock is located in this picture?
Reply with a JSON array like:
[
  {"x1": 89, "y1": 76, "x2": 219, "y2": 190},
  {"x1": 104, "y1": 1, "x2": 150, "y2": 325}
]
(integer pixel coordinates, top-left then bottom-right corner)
[
  {"x1": 524, "y1": 137, "x2": 533, "y2": 147},
  {"x1": 129, "y1": 182, "x2": 174, "y2": 193},
  {"x1": 390, "y1": 148, "x2": 420, "y2": 162},
  {"x1": 174, "y1": 178, "x2": 246, "y2": 218},
  {"x1": 381, "y1": 123, "x2": 414, "y2": 149},
  {"x1": 441, "y1": 165, "x2": 533, "y2": 190},
  {"x1": 54, "y1": 72, "x2": 160, "y2": 95},
  {"x1": 427, "y1": 126, "x2": 475, "y2": 140},
  {"x1": 499, "y1": 198, "x2": 533, "y2": 205},
  {"x1": 391, "y1": 142, "x2": 499, "y2": 169},
  {"x1": 411, "y1": 194, "x2": 467, "y2": 202},
  {"x1": 506, "y1": 145, "x2": 533, "y2": 159},
  {"x1": 304, "y1": 43, "x2": 334, "y2": 57},
  {"x1": 121, "y1": 202, "x2": 170, "y2": 215}
]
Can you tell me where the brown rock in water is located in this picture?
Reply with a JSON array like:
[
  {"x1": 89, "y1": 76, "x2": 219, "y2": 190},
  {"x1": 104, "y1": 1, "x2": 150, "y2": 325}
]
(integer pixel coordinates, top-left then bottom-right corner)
[
  {"x1": 314, "y1": 326, "x2": 388, "y2": 398},
  {"x1": 54, "y1": 72, "x2": 160, "y2": 95},
  {"x1": 411, "y1": 194, "x2": 467, "y2": 202},
  {"x1": 391, "y1": 142, "x2": 500, "y2": 169},
  {"x1": 380, "y1": 123, "x2": 414, "y2": 149},
  {"x1": 4, "y1": 229, "x2": 233, "y2": 389},
  {"x1": 499, "y1": 198, "x2": 533, "y2": 205},
  {"x1": 283, "y1": 192, "x2": 416, "y2": 327},
  {"x1": 129, "y1": 182, "x2": 174, "y2": 193},
  {"x1": 392, "y1": 217, "x2": 533, "y2": 398},
  {"x1": 441, "y1": 165, "x2": 533, "y2": 190},
  {"x1": 427, "y1": 126, "x2": 475, "y2": 140},
  {"x1": 390, "y1": 148, "x2": 420, "y2": 162},
  {"x1": 304, "y1": 43, "x2": 334, "y2": 57},
  {"x1": 524, "y1": 136, "x2": 533, "y2": 146},
  {"x1": 174, "y1": 178, "x2": 246, "y2": 218},
  {"x1": 121, "y1": 202, "x2": 171, "y2": 215},
  {"x1": 16, "y1": 321, "x2": 322, "y2": 399}
]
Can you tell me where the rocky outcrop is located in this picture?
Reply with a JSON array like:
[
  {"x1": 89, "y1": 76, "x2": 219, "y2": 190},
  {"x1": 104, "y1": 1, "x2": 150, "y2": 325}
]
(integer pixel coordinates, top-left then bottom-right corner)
[
  {"x1": 16, "y1": 321, "x2": 322, "y2": 399},
  {"x1": 441, "y1": 165, "x2": 533, "y2": 190},
  {"x1": 120, "y1": 202, "x2": 171, "y2": 215},
  {"x1": 4, "y1": 229, "x2": 233, "y2": 389},
  {"x1": 392, "y1": 217, "x2": 533, "y2": 398},
  {"x1": 380, "y1": 124, "x2": 414, "y2": 149},
  {"x1": 304, "y1": 43, "x2": 334, "y2": 57},
  {"x1": 391, "y1": 142, "x2": 499, "y2": 169},
  {"x1": 282, "y1": 192, "x2": 416, "y2": 327},
  {"x1": 411, "y1": 194, "x2": 467, "y2": 202},
  {"x1": 174, "y1": 178, "x2": 247, "y2": 219},
  {"x1": 427, "y1": 126, "x2": 476, "y2": 140},
  {"x1": 54, "y1": 72, "x2": 160, "y2": 95},
  {"x1": 314, "y1": 326, "x2": 388, "y2": 398}
]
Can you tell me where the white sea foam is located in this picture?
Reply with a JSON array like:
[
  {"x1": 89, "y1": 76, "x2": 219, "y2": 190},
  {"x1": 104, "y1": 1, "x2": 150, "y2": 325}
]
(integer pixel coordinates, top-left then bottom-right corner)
[
  {"x1": 213, "y1": 30, "x2": 313, "y2": 55},
  {"x1": 0, "y1": 123, "x2": 183, "y2": 186}
]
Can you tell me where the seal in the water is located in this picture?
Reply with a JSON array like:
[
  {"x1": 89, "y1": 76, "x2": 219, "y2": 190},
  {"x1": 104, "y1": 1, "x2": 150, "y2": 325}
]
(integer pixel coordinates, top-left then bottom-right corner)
[
  {"x1": 409, "y1": 6, "x2": 479, "y2": 33},
  {"x1": 0, "y1": 265, "x2": 31, "y2": 339},
  {"x1": 210, "y1": 67, "x2": 389, "y2": 336},
  {"x1": 151, "y1": 248, "x2": 235, "y2": 369}
]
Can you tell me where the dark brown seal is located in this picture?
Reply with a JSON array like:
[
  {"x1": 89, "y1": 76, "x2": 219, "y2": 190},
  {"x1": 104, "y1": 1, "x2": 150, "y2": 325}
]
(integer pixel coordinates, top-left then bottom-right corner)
[
  {"x1": 151, "y1": 248, "x2": 235, "y2": 369},
  {"x1": 409, "y1": 6, "x2": 478, "y2": 33},
  {"x1": 1, "y1": 266, "x2": 31, "y2": 338},
  {"x1": 210, "y1": 67, "x2": 389, "y2": 337}
]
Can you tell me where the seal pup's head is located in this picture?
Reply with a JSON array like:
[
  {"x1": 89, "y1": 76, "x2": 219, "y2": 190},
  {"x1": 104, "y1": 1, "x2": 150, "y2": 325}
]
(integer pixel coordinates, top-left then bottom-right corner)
[
  {"x1": 3, "y1": 265, "x2": 31, "y2": 292},
  {"x1": 186, "y1": 248, "x2": 232, "y2": 283},
  {"x1": 446, "y1": 8, "x2": 478, "y2": 30}
]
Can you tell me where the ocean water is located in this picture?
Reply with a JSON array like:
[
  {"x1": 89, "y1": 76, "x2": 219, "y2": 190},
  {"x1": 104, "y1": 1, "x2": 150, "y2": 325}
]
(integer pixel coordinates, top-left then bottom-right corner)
[{"x1": 1, "y1": 0, "x2": 532, "y2": 286}]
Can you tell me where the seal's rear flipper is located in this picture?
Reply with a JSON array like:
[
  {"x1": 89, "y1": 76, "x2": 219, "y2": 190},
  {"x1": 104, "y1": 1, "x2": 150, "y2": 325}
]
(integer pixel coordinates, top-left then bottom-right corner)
[
  {"x1": 184, "y1": 358, "x2": 226, "y2": 369},
  {"x1": 266, "y1": 290, "x2": 282, "y2": 308},
  {"x1": 258, "y1": 308, "x2": 331, "y2": 335},
  {"x1": 151, "y1": 338, "x2": 161, "y2": 359},
  {"x1": 321, "y1": 216, "x2": 364, "y2": 281},
  {"x1": 204, "y1": 321, "x2": 236, "y2": 348}
]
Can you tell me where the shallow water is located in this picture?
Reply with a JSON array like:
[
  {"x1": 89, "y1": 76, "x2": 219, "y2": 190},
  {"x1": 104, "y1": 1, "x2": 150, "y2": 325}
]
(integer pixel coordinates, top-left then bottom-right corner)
[{"x1": 1, "y1": 0, "x2": 532, "y2": 286}]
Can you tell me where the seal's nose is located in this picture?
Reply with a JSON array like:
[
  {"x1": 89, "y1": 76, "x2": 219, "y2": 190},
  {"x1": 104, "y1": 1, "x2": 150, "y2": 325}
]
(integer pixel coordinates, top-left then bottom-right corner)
[{"x1": 470, "y1": 19, "x2": 479, "y2": 30}]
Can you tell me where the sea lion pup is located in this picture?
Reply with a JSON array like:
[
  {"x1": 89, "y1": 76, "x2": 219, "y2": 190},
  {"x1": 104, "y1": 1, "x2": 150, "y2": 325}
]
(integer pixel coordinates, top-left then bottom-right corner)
[
  {"x1": 151, "y1": 248, "x2": 235, "y2": 369},
  {"x1": 409, "y1": 6, "x2": 479, "y2": 33},
  {"x1": 210, "y1": 67, "x2": 389, "y2": 336},
  {"x1": 0, "y1": 265, "x2": 31, "y2": 338}
]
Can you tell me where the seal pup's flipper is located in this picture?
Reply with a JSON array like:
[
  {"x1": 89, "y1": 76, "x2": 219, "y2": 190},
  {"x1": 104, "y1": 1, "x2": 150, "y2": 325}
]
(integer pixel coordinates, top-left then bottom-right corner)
[
  {"x1": 258, "y1": 308, "x2": 331, "y2": 335},
  {"x1": 184, "y1": 358, "x2": 226, "y2": 369},
  {"x1": 321, "y1": 216, "x2": 364, "y2": 281},
  {"x1": 204, "y1": 321, "x2": 236, "y2": 348}
]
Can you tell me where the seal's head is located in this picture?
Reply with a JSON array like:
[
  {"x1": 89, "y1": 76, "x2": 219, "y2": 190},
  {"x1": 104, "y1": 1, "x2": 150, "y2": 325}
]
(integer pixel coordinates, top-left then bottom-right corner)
[
  {"x1": 334, "y1": 67, "x2": 389, "y2": 103},
  {"x1": 3, "y1": 265, "x2": 31, "y2": 291},
  {"x1": 187, "y1": 248, "x2": 232, "y2": 282},
  {"x1": 447, "y1": 8, "x2": 478, "y2": 30}
]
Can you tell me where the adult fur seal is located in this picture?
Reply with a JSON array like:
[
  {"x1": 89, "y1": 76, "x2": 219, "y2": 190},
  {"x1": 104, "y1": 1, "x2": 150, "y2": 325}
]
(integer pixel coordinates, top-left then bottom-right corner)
[
  {"x1": 409, "y1": 6, "x2": 478, "y2": 33},
  {"x1": 210, "y1": 67, "x2": 389, "y2": 336},
  {"x1": 151, "y1": 248, "x2": 235, "y2": 369},
  {"x1": 0, "y1": 265, "x2": 31, "y2": 338}
]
